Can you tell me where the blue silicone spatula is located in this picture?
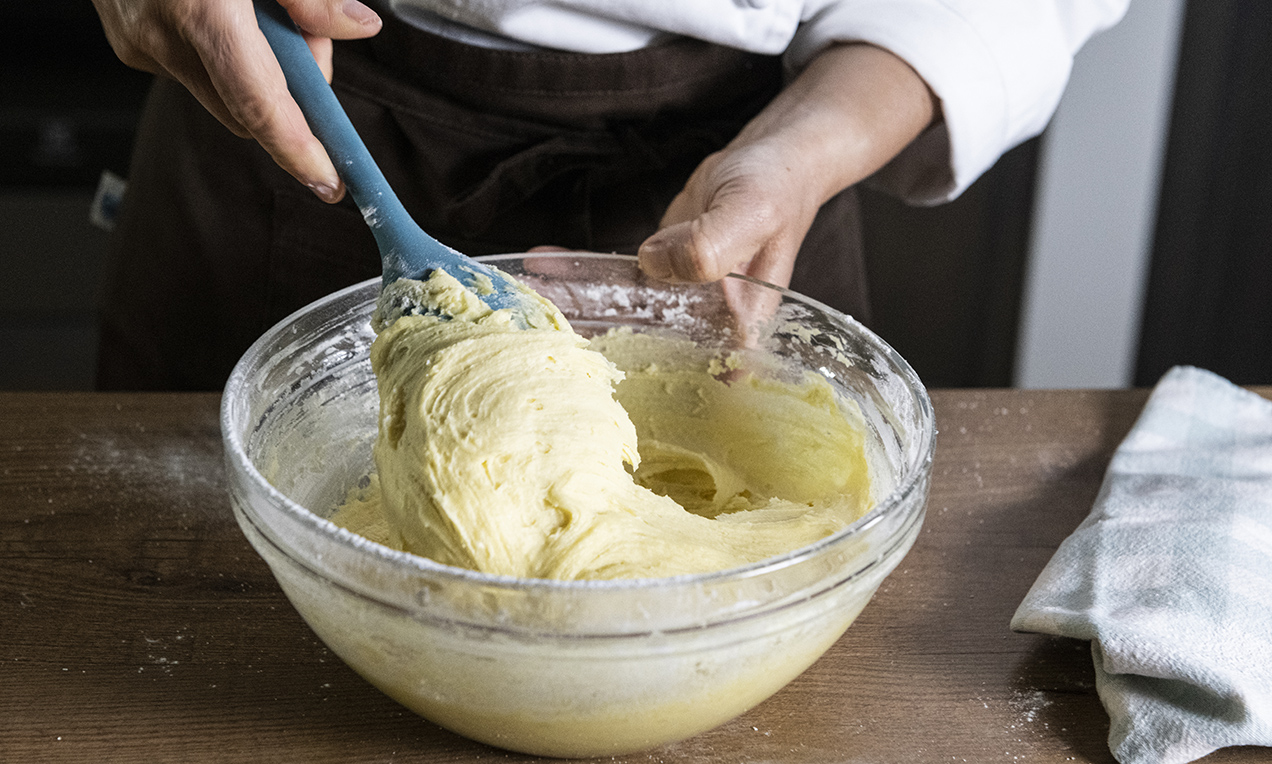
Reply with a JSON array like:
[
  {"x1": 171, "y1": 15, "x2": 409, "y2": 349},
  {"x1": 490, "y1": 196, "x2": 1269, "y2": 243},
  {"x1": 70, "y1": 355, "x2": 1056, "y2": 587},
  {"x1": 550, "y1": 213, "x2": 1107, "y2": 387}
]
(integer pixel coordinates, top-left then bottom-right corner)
[{"x1": 253, "y1": 0, "x2": 525, "y2": 317}]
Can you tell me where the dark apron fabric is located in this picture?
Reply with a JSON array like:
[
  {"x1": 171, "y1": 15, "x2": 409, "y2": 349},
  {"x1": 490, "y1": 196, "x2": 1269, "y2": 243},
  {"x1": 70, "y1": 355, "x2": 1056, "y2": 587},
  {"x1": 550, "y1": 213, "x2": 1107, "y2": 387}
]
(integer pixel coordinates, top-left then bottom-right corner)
[{"x1": 96, "y1": 14, "x2": 868, "y2": 391}]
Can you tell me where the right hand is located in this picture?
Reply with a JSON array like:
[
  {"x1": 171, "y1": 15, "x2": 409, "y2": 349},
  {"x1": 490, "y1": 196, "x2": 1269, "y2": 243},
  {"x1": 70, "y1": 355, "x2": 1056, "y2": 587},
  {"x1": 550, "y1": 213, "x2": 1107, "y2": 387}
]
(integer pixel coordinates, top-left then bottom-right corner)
[{"x1": 91, "y1": 0, "x2": 383, "y2": 202}]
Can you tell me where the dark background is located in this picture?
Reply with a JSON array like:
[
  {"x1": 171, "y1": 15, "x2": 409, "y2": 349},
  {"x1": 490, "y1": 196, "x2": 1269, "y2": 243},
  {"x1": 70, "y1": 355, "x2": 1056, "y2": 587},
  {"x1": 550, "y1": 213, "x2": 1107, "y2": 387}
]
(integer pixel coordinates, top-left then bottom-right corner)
[
  {"x1": 0, "y1": 2, "x2": 150, "y2": 389},
  {"x1": 1, "y1": 0, "x2": 1268, "y2": 390}
]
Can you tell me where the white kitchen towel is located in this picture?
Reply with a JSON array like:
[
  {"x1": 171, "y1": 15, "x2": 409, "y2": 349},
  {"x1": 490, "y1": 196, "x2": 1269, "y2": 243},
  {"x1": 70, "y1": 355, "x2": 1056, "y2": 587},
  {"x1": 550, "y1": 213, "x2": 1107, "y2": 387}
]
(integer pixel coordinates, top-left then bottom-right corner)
[{"x1": 1011, "y1": 365, "x2": 1272, "y2": 764}]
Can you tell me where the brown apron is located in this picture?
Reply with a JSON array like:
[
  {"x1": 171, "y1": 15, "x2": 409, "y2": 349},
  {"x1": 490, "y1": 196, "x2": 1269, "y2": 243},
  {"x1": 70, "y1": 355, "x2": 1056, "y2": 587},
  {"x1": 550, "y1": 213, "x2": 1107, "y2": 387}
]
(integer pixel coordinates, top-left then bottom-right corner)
[{"x1": 96, "y1": 13, "x2": 868, "y2": 391}]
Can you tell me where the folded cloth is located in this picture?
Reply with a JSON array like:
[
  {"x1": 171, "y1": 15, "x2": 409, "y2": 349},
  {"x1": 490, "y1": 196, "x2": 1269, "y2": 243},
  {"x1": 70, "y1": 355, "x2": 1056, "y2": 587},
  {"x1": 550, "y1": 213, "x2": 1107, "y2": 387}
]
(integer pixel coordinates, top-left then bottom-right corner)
[{"x1": 1011, "y1": 365, "x2": 1272, "y2": 764}]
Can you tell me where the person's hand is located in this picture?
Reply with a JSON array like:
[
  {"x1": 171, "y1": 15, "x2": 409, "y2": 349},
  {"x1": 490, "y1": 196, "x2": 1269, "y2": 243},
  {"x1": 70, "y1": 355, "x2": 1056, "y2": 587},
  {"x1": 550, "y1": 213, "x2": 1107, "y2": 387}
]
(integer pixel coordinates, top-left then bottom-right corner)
[
  {"x1": 91, "y1": 0, "x2": 382, "y2": 202},
  {"x1": 638, "y1": 43, "x2": 937, "y2": 290},
  {"x1": 640, "y1": 139, "x2": 822, "y2": 292}
]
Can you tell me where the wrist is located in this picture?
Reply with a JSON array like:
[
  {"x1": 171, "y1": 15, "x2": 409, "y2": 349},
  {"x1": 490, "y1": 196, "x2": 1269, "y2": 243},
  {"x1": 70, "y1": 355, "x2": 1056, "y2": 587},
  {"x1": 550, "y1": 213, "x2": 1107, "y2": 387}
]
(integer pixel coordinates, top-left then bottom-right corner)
[{"x1": 732, "y1": 43, "x2": 936, "y2": 206}]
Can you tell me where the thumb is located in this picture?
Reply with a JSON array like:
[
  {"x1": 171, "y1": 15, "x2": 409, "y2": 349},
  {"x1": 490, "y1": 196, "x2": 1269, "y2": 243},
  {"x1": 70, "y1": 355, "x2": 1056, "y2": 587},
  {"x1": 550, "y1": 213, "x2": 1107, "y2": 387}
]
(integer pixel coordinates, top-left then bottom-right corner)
[
  {"x1": 278, "y1": 0, "x2": 382, "y2": 39},
  {"x1": 638, "y1": 198, "x2": 775, "y2": 284}
]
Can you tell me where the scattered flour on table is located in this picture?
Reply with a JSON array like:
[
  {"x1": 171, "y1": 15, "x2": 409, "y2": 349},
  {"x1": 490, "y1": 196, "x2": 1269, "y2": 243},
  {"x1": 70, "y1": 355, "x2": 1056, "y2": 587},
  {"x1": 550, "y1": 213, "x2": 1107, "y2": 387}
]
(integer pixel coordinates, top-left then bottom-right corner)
[{"x1": 1008, "y1": 689, "x2": 1053, "y2": 724}]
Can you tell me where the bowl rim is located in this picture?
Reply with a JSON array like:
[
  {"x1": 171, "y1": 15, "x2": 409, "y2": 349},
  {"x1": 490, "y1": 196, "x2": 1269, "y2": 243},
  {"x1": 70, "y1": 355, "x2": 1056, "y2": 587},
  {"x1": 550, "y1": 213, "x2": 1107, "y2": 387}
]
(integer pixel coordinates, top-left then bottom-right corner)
[{"x1": 221, "y1": 252, "x2": 936, "y2": 596}]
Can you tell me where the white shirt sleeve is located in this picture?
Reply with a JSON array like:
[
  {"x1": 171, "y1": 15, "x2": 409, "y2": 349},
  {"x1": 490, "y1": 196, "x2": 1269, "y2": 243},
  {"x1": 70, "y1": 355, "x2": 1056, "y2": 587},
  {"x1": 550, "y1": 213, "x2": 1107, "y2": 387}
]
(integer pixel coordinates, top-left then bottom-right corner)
[{"x1": 787, "y1": 0, "x2": 1131, "y2": 204}]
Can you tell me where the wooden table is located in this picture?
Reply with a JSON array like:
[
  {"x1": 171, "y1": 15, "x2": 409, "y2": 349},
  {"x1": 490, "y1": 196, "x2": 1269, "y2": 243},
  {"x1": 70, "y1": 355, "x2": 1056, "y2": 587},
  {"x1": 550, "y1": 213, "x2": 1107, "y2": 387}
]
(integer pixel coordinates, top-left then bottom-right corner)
[{"x1": 2, "y1": 389, "x2": 1266, "y2": 763}]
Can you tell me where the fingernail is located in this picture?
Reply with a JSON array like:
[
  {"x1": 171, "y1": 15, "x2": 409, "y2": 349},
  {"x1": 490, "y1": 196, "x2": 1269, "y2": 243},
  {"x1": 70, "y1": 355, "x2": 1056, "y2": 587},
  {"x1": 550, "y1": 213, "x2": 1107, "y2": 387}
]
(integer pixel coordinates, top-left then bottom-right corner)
[
  {"x1": 638, "y1": 240, "x2": 672, "y2": 280},
  {"x1": 342, "y1": 0, "x2": 381, "y2": 27},
  {"x1": 308, "y1": 180, "x2": 340, "y2": 203}
]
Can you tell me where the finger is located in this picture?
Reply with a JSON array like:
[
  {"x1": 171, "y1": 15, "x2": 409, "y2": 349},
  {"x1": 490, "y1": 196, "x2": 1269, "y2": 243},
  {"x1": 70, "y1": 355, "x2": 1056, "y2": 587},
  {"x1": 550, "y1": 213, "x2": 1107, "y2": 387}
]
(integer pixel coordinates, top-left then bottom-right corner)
[
  {"x1": 303, "y1": 33, "x2": 334, "y2": 82},
  {"x1": 93, "y1": 0, "x2": 251, "y2": 137},
  {"x1": 732, "y1": 239, "x2": 799, "y2": 289},
  {"x1": 655, "y1": 153, "x2": 722, "y2": 230},
  {"x1": 202, "y1": 3, "x2": 345, "y2": 201},
  {"x1": 657, "y1": 185, "x2": 705, "y2": 230},
  {"x1": 278, "y1": 0, "x2": 381, "y2": 39},
  {"x1": 720, "y1": 272, "x2": 785, "y2": 349},
  {"x1": 135, "y1": 33, "x2": 256, "y2": 139},
  {"x1": 295, "y1": 0, "x2": 380, "y2": 81},
  {"x1": 638, "y1": 195, "x2": 776, "y2": 283},
  {"x1": 176, "y1": 66, "x2": 254, "y2": 139}
]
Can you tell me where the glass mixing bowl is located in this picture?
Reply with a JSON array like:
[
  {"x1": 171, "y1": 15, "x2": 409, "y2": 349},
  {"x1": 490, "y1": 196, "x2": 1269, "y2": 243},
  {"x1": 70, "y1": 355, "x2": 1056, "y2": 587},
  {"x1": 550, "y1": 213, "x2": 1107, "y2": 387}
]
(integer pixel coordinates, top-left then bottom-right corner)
[{"x1": 221, "y1": 253, "x2": 934, "y2": 758}]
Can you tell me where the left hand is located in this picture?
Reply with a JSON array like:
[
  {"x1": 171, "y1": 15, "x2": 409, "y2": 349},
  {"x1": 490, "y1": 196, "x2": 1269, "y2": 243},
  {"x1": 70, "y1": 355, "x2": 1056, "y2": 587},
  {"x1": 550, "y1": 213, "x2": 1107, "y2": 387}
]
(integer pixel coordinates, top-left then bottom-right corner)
[{"x1": 637, "y1": 43, "x2": 937, "y2": 290}]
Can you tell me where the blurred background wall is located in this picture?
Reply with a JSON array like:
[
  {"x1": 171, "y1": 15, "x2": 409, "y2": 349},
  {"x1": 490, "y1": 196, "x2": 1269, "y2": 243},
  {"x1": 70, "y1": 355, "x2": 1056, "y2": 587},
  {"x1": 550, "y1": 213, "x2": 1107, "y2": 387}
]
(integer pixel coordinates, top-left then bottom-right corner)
[
  {"x1": 1014, "y1": 0, "x2": 1185, "y2": 389},
  {"x1": 1, "y1": 0, "x2": 1267, "y2": 390}
]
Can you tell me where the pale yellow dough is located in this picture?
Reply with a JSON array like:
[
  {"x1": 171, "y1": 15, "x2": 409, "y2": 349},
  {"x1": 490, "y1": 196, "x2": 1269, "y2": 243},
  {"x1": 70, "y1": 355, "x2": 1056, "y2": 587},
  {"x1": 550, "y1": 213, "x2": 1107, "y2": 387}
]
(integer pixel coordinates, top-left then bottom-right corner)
[{"x1": 334, "y1": 270, "x2": 873, "y2": 580}]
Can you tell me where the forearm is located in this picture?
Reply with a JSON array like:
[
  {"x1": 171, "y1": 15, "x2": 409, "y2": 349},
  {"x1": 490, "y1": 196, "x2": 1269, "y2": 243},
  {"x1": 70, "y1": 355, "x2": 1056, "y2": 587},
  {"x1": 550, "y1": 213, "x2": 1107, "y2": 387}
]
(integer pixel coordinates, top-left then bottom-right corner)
[
  {"x1": 787, "y1": 1, "x2": 1130, "y2": 203},
  {"x1": 731, "y1": 42, "x2": 937, "y2": 212},
  {"x1": 640, "y1": 42, "x2": 936, "y2": 287}
]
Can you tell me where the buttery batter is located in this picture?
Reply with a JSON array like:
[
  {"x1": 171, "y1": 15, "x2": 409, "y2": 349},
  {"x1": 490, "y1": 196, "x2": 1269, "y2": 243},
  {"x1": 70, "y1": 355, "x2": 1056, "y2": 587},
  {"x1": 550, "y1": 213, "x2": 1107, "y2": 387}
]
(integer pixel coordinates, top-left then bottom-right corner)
[{"x1": 333, "y1": 269, "x2": 873, "y2": 580}]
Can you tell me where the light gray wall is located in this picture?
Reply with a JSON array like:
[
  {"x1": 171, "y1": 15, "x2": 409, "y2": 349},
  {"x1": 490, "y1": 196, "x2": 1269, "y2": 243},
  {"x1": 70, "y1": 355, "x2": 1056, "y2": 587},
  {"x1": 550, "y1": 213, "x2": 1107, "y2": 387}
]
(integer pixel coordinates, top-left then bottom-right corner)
[{"x1": 1015, "y1": 0, "x2": 1188, "y2": 389}]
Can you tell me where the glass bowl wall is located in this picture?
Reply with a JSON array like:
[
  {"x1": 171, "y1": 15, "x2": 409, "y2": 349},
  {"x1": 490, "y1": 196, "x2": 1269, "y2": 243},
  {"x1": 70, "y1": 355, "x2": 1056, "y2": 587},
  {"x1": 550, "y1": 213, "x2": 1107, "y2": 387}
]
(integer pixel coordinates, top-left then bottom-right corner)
[{"x1": 221, "y1": 253, "x2": 934, "y2": 757}]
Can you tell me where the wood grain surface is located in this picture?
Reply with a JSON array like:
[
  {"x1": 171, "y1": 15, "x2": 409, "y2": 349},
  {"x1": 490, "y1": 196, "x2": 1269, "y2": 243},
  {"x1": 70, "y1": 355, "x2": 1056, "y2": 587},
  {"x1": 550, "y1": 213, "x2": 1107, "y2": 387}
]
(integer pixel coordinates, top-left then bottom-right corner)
[{"x1": 1, "y1": 389, "x2": 1266, "y2": 763}]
